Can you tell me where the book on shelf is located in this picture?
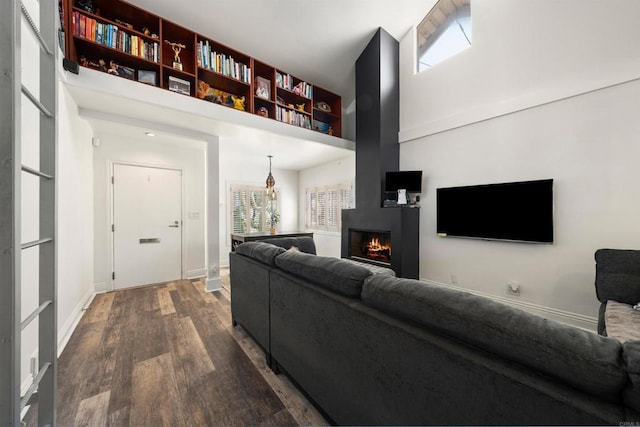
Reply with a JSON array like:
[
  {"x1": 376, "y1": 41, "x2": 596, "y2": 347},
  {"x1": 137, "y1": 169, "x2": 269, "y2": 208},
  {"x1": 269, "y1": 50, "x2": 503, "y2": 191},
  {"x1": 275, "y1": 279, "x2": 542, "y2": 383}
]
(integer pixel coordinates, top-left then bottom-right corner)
[
  {"x1": 73, "y1": 11, "x2": 159, "y2": 63},
  {"x1": 276, "y1": 72, "x2": 312, "y2": 98},
  {"x1": 276, "y1": 106, "x2": 311, "y2": 129},
  {"x1": 197, "y1": 40, "x2": 251, "y2": 83}
]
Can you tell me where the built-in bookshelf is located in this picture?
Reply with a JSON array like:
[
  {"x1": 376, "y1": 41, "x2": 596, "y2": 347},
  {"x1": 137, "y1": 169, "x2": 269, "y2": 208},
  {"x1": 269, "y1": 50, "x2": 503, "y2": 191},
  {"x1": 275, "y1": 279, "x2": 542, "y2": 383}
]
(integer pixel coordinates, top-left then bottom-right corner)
[{"x1": 63, "y1": 0, "x2": 342, "y2": 137}]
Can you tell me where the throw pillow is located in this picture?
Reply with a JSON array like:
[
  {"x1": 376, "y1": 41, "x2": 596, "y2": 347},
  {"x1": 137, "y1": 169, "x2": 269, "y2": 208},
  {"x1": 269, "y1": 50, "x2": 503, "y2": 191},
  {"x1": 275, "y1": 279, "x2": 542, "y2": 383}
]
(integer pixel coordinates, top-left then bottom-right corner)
[{"x1": 605, "y1": 300, "x2": 640, "y2": 343}]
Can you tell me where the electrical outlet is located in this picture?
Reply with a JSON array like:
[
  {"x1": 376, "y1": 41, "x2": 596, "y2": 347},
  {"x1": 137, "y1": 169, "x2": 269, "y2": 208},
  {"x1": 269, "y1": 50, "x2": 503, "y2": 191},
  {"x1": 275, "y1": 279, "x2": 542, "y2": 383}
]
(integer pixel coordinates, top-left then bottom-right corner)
[
  {"x1": 30, "y1": 355, "x2": 38, "y2": 377},
  {"x1": 506, "y1": 282, "x2": 521, "y2": 296}
]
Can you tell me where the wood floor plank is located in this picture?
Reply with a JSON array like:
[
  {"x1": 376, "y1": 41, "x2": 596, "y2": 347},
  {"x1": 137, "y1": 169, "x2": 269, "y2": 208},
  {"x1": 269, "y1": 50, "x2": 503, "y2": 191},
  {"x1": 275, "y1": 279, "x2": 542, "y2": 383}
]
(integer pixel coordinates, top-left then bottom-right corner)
[
  {"x1": 164, "y1": 315, "x2": 215, "y2": 385},
  {"x1": 130, "y1": 352, "x2": 187, "y2": 427},
  {"x1": 74, "y1": 390, "x2": 111, "y2": 427},
  {"x1": 26, "y1": 277, "x2": 328, "y2": 427},
  {"x1": 104, "y1": 291, "x2": 139, "y2": 421},
  {"x1": 84, "y1": 292, "x2": 115, "y2": 323},
  {"x1": 158, "y1": 287, "x2": 176, "y2": 315},
  {"x1": 133, "y1": 308, "x2": 170, "y2": 364},
  {"x1": 55, "y1": 320, "x2": 107, "y2": 425}
]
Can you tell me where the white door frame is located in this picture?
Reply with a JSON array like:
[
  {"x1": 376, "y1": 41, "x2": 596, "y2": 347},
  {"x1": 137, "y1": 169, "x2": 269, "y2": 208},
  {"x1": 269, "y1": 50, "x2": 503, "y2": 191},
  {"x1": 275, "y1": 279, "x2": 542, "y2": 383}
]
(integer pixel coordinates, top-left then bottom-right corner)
[{"x1": 108, "y1": 160, "x2": 187, "y2": 290}]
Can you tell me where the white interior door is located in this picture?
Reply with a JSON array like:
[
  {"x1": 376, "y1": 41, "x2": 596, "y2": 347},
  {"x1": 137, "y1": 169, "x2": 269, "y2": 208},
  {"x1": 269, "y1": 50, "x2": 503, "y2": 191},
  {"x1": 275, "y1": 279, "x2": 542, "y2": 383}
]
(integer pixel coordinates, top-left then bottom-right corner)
[{"x1": 113, "y1": 164, "x2": 182, "y2": 289}]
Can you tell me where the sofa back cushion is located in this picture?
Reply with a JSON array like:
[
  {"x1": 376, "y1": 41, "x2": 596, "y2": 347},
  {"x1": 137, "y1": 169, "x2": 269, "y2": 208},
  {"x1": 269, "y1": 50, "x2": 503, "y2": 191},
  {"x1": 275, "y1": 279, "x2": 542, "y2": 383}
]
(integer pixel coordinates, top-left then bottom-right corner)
[
  {"x1": 275, "y1": 250, "x2": 371, "y2": 298},
  {"x1": 235, "y1": 241, "x2": 285, "y2": 266},
  {"x1": 362, "y1": 275, "x2": 628, "y2": 400},
  {"x1": 595, "y1": 248, "x2": 640, "y2": 304},
  {"x1": 260, "y1": 236, "x2": 317, "y2": 255}
]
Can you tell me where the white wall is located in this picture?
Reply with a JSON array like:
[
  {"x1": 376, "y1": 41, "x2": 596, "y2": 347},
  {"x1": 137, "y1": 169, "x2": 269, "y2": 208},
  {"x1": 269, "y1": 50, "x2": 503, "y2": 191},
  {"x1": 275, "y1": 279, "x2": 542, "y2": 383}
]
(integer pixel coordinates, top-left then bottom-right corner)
[
  {"x1": 218, "y1": 140, "x2": 299, "y2": 266},
  {"x1": 397, "y1": 0, "x2": 640, "y2": 326},
  {"x1": 93, "y1": 135, "x2": 206, "y2": 289},
  {"x1": 298, "y1": 154, "x2": 355, "y2": 257},
  {"x1": 57, "y1": 83, "x2": 95, "y2": 350}
]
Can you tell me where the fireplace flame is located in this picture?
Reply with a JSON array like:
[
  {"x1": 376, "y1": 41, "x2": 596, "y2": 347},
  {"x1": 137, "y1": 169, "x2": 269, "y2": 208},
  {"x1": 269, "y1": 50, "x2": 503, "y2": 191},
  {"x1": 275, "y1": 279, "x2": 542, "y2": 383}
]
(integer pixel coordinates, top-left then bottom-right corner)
[{"x1": 366, "y1": 237, "x2": 391, "y2": 260}]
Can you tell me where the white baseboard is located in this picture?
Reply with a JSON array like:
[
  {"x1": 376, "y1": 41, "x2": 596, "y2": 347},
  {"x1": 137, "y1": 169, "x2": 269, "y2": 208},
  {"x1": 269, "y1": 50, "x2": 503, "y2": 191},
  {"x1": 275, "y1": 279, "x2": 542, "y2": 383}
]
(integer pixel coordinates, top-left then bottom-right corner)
[
  {"x1": 94, "y1": 282, "x2": 108, "y2": 293},
  {"x1": 58, "y1": 287, "x2": 96, "y2": 356},
  {"x1": 187, "y1": 268, "x2": 208, "y2": 279},
  {"x1": 421, "y1": 278, "x2": 598, "y2": 332}
]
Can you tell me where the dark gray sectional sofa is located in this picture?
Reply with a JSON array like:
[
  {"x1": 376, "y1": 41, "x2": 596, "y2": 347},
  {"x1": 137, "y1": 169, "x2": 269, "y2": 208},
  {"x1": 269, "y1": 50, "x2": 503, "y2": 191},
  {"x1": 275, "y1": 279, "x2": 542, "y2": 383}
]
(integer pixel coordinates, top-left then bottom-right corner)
[{"x1": 230, "y1": 238, "x2": 640, "y2": 425}]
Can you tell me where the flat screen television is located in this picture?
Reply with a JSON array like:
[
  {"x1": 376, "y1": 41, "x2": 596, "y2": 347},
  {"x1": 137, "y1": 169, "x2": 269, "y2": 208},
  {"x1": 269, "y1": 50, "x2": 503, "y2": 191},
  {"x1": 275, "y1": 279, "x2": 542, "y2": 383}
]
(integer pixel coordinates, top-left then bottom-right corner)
[
  {"x1": 436, "y1": 179, "x2": 553, "y2": 243},
  {"x1": 385, "y1": 170, "x2": 423, "y2": 193}
]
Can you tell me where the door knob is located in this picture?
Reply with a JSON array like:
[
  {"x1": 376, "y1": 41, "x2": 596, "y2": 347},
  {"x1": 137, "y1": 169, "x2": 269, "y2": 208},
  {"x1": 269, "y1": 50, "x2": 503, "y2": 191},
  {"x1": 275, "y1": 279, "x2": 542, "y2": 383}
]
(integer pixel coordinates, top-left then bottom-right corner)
[{"x1": 169, "y1": 220, "x2": 179, "y2": 228}]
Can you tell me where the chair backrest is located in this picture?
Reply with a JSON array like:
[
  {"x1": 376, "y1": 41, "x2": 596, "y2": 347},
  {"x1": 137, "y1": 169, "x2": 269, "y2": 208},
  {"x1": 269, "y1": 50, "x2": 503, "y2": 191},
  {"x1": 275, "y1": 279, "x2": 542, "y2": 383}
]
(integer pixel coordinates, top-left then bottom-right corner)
[{"x1": 594, "y1": 249, "x2": 640, "y2": 304}]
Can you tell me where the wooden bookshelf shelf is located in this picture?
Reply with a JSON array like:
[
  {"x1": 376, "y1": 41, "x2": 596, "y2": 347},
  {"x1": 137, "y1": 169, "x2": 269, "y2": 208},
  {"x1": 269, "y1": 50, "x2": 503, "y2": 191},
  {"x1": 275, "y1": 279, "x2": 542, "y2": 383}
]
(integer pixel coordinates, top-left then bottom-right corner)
[{"x1": 63, "y1": 0, "x2": 342, "y2": 137}]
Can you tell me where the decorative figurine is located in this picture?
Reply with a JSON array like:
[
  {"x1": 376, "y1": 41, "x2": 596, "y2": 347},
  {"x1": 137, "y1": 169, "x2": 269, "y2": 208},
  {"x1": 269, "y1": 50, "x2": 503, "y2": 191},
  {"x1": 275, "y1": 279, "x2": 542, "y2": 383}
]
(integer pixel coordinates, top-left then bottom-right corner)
[
  {"x1": 165, "y1": 40, "x2": 186, "y2": 71},
  {"x1": 231, "y1": 95, "x2": 245, "y2": 111},
  {"x1": 315, "y1": 101, "x2": 331, "y2": 113},
  {"x1": 257, "y1": 106, "x2": 268, "y2": 117}
]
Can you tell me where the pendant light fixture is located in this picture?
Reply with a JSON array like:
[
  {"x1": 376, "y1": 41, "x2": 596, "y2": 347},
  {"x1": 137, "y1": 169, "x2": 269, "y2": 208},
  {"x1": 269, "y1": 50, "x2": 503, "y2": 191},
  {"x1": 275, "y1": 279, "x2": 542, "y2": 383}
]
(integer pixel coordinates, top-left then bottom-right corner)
[{"x1": 265, "y1": 155, "x2": 276, "y2": 200}]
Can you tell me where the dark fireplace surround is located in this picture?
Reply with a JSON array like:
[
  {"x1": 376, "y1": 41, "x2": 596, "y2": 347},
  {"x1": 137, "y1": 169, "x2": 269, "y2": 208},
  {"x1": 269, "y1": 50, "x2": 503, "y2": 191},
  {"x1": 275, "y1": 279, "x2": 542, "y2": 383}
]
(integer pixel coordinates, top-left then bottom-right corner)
[{"x1": 341, "y1": 28, "x2": 419, "y2": 279}]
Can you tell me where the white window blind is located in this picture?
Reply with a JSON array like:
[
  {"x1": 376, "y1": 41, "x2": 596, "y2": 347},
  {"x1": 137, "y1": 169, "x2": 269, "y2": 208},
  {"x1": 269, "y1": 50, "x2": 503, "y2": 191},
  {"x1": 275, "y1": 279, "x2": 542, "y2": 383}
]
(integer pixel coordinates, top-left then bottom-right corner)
[
  {"x1": 230, "y1": 184, "x2": 278, "y2": 233},
  {"x1": 305, "y1": 183, "x2": 352, "y2": 232}
]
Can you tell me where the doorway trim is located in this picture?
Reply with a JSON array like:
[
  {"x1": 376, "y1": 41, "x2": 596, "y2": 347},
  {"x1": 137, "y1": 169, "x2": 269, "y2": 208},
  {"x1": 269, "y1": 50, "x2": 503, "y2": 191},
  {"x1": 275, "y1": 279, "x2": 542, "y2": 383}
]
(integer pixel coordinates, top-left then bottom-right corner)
[{"x1": 108, "y1": 160, "x2": 186, "y2": 291}]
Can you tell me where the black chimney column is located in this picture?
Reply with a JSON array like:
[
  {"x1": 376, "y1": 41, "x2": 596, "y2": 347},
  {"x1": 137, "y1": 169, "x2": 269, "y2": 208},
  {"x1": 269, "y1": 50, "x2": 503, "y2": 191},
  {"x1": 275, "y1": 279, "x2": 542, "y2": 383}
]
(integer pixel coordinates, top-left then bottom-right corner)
[
  {"x1": 355, "y1": 27, "x2": 399, "y2": 208},
  {"x1": 342, "y1": 27, "x2": 419, "y2": 279}
]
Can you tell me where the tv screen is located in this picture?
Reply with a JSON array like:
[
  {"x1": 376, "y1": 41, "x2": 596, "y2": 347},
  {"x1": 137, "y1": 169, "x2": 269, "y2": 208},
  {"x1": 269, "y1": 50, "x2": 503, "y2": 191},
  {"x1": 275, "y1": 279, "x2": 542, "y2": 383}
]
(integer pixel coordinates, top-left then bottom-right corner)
[
  {"x1": 385, "y1": 171, "x2": 423, "y2": 193},
  {"x1": 436, "y1": 179, "x2": 553, "y2": 243}
]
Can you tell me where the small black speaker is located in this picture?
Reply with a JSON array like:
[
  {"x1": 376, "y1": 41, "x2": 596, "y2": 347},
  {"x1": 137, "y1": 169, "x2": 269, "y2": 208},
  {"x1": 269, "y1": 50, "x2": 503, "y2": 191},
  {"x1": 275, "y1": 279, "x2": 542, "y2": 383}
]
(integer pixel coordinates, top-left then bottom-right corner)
[{"x1": 63, "y1": 57, "x2": 79, "y2": 74}]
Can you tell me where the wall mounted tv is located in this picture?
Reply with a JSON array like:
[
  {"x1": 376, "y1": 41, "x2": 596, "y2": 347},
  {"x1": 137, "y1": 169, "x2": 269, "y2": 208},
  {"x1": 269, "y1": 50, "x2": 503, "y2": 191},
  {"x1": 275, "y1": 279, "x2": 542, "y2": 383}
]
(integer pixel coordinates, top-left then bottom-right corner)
[
  {"x1": 436, "y1": 179, "x2": 554, "y2": 243},
  {"x1": 385, "y1": 170, "x2": 423, "y2": 193}
]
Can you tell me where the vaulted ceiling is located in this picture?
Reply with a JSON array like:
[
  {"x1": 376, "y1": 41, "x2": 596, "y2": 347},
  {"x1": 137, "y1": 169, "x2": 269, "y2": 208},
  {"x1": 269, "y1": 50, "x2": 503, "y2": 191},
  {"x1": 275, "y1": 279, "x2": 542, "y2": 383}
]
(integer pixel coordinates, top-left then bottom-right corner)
[
  {"x1": 72, "y1": 1, "x2": 437, "y2": 169},
  {"x1": 127, "y1": 0, "x2": 436, "y2": 98}
]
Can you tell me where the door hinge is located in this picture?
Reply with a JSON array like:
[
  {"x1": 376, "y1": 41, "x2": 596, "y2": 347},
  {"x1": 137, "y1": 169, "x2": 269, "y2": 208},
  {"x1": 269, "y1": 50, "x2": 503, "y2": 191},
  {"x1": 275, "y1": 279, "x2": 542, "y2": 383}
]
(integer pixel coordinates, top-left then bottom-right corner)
[
  {"x1": 111, "y1": 176, "x2": 114, "y2": 184},
  {"x1": 112, "y1": 272, "x2": 115, "y2": 280},
  {"x1": 112, "y1": 224, "x2": 115, "y2": 232}
]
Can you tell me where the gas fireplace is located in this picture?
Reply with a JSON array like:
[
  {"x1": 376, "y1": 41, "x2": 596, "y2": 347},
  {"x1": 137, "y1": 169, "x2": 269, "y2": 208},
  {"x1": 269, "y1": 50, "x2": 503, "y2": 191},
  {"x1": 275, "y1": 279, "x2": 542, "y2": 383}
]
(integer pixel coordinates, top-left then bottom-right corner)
[{"x1": 350, "y1": 230, "x2": 392, "y2": 265}]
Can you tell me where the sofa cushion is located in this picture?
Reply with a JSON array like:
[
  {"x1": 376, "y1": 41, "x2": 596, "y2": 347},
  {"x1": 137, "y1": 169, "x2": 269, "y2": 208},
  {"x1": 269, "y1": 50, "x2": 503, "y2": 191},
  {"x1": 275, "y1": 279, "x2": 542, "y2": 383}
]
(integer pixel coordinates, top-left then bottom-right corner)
[
  {"x1": 362, "y1": 275, "x2": 628, "y2": 400},
  {"x1": 275, "y1": 250, "x2": 371, "y2": 298},
  {"x1": 260, "y1": 236, "x2": 317, "y2": 254},
  {"x1": 622, "y1": 341, "x2": 640, "y2": 413},
  {"x1": 235, "y1": 241, "x2": 285, "y2": 266},
  {"x1": 340, "y1": 258, "x2": 396, "y2": 277},
  {"x1": 595, "y1": 249, "x2": 640, "y2": 304},
  {"x1": 605, "y1": 301, "x2": 640, "y2": 343}
]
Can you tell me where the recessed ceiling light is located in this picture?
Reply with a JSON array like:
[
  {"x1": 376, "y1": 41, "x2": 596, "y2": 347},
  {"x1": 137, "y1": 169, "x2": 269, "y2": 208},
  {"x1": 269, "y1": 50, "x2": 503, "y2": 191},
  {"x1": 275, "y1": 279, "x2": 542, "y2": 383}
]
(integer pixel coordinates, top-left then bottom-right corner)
[{"x1": 145, "y1": 132, "x2": 156, "y2": 137}]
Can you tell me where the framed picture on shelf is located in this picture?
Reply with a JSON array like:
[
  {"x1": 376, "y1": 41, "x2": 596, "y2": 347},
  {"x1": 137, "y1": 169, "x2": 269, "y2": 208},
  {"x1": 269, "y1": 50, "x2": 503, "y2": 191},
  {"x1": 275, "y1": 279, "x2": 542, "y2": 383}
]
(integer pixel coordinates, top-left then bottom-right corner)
[
  {"x1": 138, "y1": 70, "x2": 158, "y2": 86},
  {"x1": 118, "y1": 66, "x2": 135, "y2": 80},
  {"x1": 313, "y1": 119, "x2": 330, "y2": 134},
  {"x1": 168, "y1": 76, "x2": 190, "y2": 95},
  {"x1": 255, "y1": 76, "x2": 270, "y2": 100}
]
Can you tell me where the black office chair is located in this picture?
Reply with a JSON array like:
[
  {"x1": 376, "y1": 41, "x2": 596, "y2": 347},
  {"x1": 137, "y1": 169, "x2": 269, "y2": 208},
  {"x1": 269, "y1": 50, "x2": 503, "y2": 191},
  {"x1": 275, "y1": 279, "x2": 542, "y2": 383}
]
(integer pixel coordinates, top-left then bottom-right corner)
[{"x1": 594, "y1": 248, "x2": 640, "y2": 335}]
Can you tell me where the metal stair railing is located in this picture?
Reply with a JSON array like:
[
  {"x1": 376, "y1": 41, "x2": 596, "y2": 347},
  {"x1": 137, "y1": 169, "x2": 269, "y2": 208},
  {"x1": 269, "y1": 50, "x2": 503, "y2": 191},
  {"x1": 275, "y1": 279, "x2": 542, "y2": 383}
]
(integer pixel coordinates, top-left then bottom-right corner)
[{"x1": 1, "y1": 0, "x2": 59, "y2": 425}]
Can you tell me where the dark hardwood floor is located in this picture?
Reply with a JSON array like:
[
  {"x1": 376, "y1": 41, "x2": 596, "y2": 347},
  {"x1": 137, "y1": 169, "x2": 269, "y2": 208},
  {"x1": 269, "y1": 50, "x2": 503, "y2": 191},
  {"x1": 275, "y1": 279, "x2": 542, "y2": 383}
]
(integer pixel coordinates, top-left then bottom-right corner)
[{"x1": 24, "y1": 270, "x2": 327, "y2": 426}]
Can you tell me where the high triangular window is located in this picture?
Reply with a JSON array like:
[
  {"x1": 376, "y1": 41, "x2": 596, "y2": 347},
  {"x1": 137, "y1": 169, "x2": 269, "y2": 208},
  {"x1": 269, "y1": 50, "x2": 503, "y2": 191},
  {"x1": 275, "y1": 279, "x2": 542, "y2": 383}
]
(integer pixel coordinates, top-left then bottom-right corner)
[{"x1": 417, "y1": 0, "x2": 471, "y2": 71}]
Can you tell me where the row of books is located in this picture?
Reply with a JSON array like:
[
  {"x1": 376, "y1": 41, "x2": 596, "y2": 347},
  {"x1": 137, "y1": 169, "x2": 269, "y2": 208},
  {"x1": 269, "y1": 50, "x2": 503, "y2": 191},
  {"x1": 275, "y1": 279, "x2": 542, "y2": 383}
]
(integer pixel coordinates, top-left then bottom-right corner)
[
  {"x1": 276, "y1": 106, "x2": 312, "y2": 129},
  {"x1": 197, "y1": 40, "x2": 251, "y2": 84},
  {"x1": 72, "y1": 12, "x2": 159, "y2": 63},
  {"x1": 276, "y1": 72, "x2": 312, "y2": 98}
]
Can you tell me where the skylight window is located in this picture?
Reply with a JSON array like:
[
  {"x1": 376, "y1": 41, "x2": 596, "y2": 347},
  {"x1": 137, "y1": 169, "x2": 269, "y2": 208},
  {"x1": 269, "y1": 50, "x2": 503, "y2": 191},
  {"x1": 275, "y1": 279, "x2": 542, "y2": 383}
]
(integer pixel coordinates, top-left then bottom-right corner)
[{"x1": 417, "y1": 0, "x2": 471, "y2": 71}]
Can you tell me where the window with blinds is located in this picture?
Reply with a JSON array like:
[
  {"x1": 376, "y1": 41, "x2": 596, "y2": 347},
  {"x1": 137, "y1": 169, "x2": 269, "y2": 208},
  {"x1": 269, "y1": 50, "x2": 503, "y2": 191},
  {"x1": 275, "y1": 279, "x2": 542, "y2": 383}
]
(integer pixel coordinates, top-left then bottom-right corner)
[
  {"x1": 230, "y1": 184, "x2": 278, "y2": 233},
  {"x1": 305, "y1": 183, "x2": 352, "y2": 232},
  {"x1": 417, "y1": 0, "x2": 471, "y2": 71}
]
